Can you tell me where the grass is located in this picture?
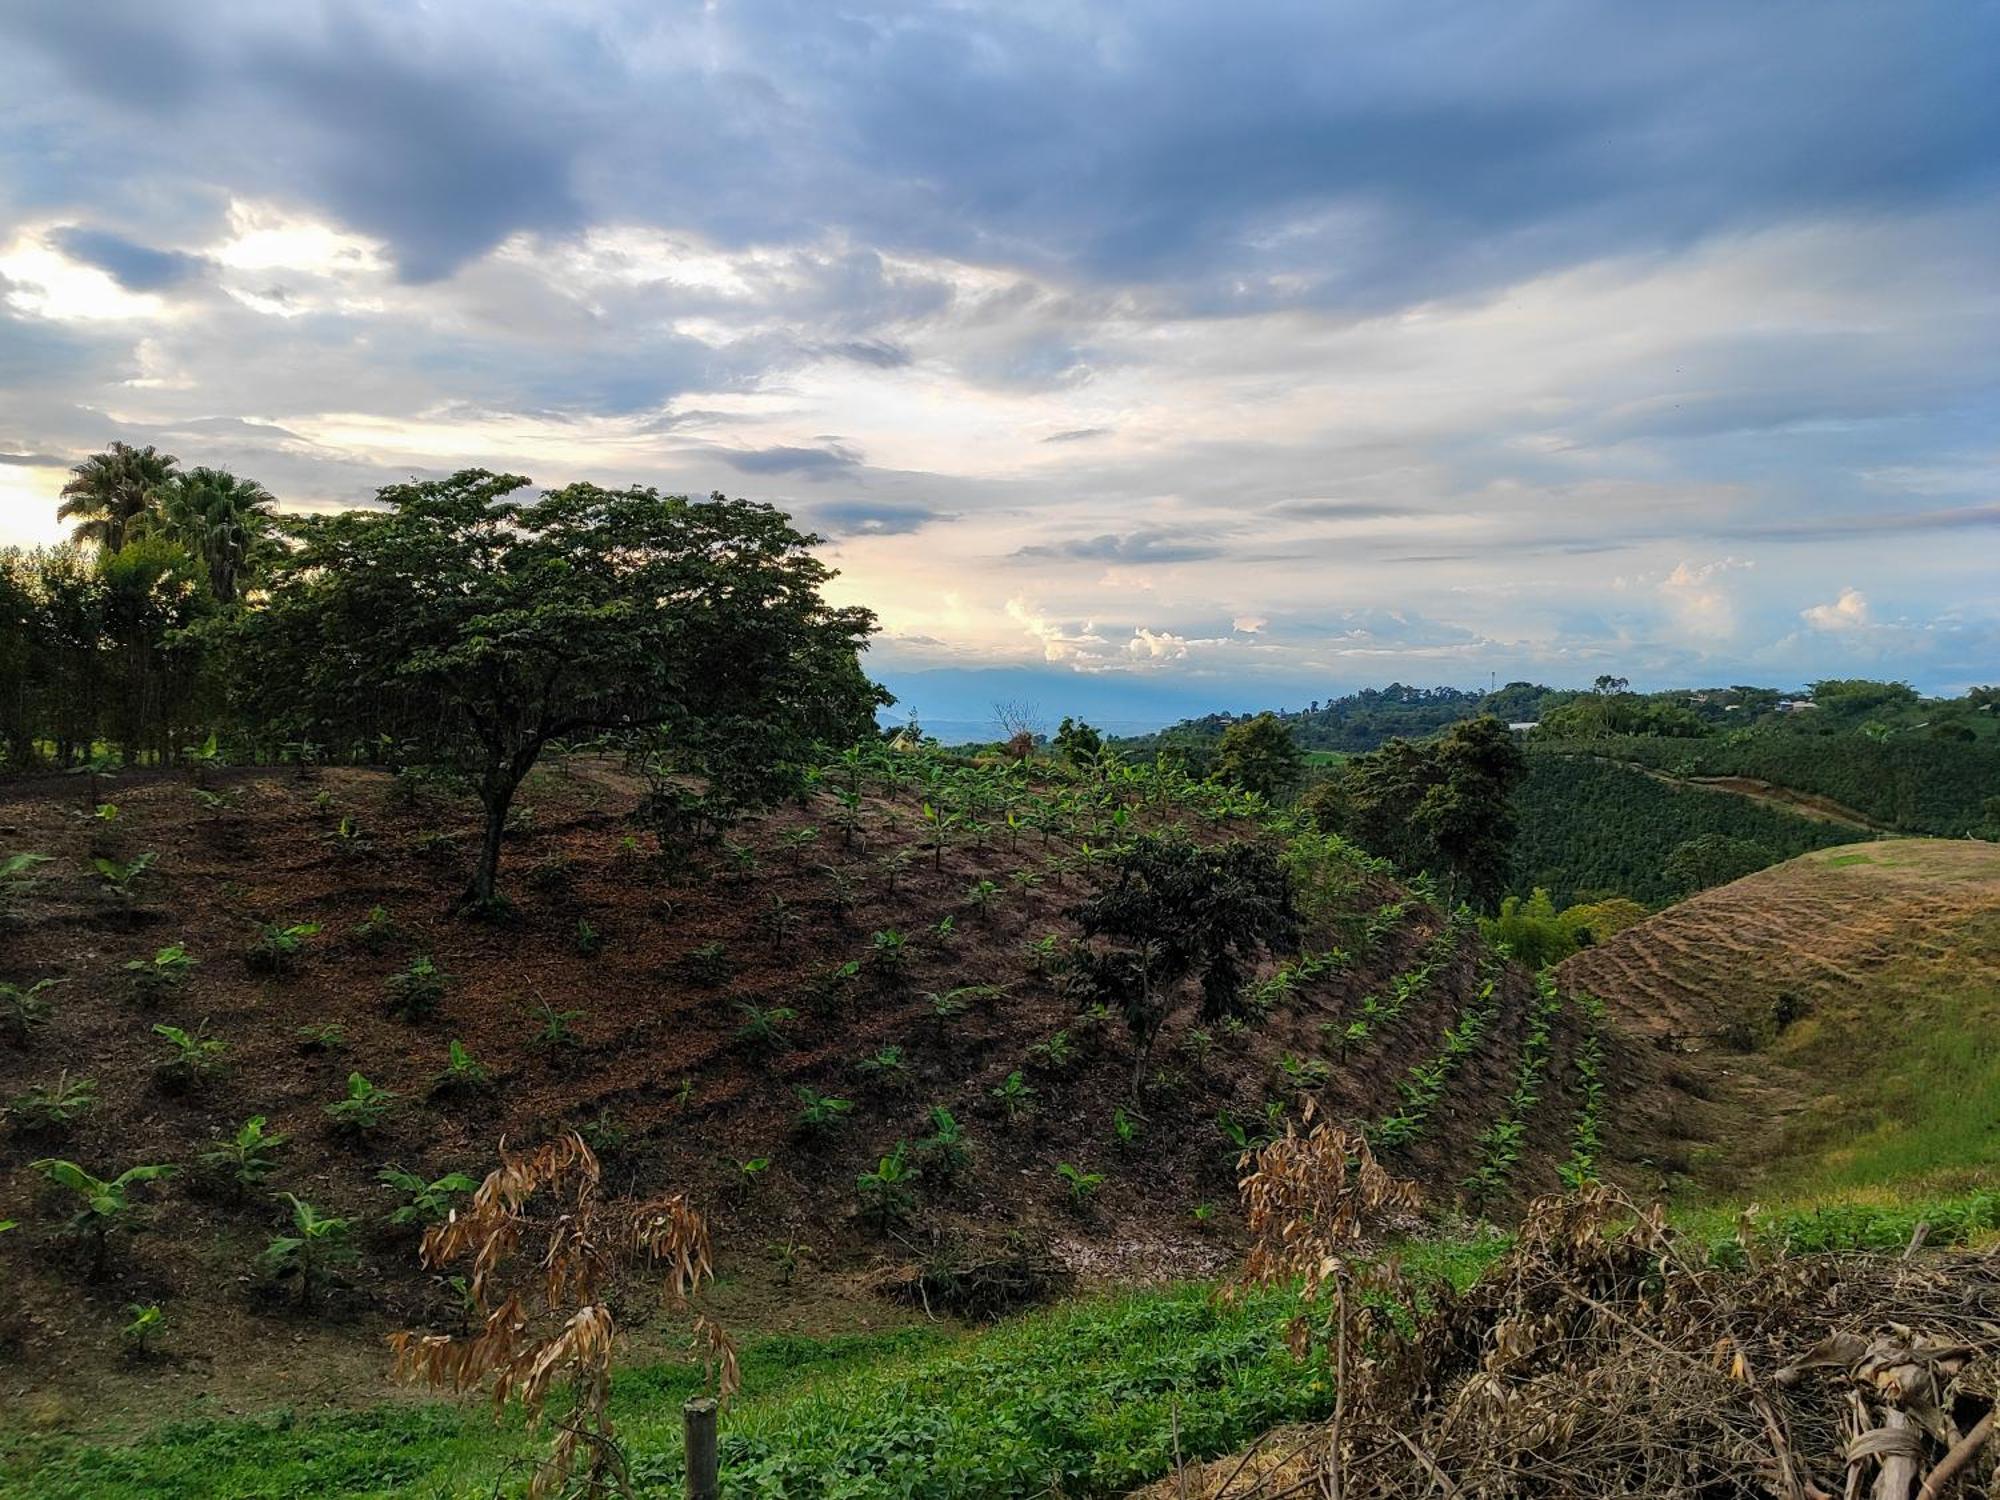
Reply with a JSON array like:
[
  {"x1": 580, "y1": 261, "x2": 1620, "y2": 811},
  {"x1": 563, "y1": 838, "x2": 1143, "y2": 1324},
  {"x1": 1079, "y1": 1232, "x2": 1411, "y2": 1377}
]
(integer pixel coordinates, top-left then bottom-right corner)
[
  {"x1": 2, "y1": 1244, "x2": 1503, "y2": 1500},
  {"x1": 1730, "y1": 909, "x2": 2000, "y2": 1203}
]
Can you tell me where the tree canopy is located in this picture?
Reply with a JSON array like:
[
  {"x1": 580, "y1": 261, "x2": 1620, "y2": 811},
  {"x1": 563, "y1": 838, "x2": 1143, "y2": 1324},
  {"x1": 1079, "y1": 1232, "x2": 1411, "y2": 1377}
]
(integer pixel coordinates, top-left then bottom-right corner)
[
  {"x1": 1215, "y1": 711, "x2": 1306, "y2": 800},
  {"x1": 1342, "y1": 715, "x2": 1527, "y2": 910},
  {"x1": 237, "y1": 470, "x2": 886, "y2": 909}
]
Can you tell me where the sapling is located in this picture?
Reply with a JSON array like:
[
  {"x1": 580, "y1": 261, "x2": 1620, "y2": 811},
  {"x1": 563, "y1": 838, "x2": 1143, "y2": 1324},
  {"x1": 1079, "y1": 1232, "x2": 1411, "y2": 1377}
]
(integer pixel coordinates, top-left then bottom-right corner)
[
  {"x1": 761, "y1": 895, "x2": 803, "y2": 951},
  {"x1": 125, "y1": 944, "x2": 197, "y2": 1002},
  {"x1": 122, "y1": 1302, "x2": 165, "y2": 1356},
  {"x1": 246, "y1": 921, "x2": 322, "y2": 976},
  {"x1": 377, "y1": 1166, "x2": 478, "y2": 1228},
  {"x1": 0, "y1": 852, "x2": 52, "y2": 914},
  {"x1": 869, "y1": 928, "x2": 908, "y2": 983},
  {"x1": 431, "y1": 1039, "x2": 492, "y2": 1097},
  {"x1": 734, "y1": 1002, "x2": 795, "y2": 1053},
  {"x1": 91, "y1": 851, "x2": 158, "y2": 899},
  {"x1": 794, "y1": 1087, "x2": 853, "y2": 1137},
  {"x1": 930, "y1": 914, "x2": 957, "y2": 946},
  {"x1": 152, "y1": 1022, "x2": 228, "y2": 1092},
  {"x1": 573, "y1": 917, "x2": 604, "y2": 957},
  {"x1": 1028, "y1": 1029, "x2": 1076, "y2": 1071},
  {"x1": 1, "y1": 977, "x2": 62, "y2": 1043},
  {"x1": 529, "y1": 998, "x2": 585, "y2": 1053},
  {"x1": 1112, "y1": 1106, "x2": 1141, "y2": 1151},
  {"x1": 736, "y1": 1156, "x2": 772, "y2": 1191},
  {"x1": 1055, "y1": 1161, "x2": 1104, "y2": 1210},
  {"x1": 295, "y1": 1021, "x2": 346, "y2": 1053},
  {"x1": 354, "y1": 905, "x2": 399, "y2": 952},
  {"x1": 200, "y1": 1115, "x2": 290, "y2": 1195},
  {"x1": 324, "y1": 1072, "x2": 397, "y2": 1132},
  {"x1": 31, "y1": 1158, "x2": 176, "y2": 1278},
  {"x1": 778, "y1": 826, "x2": 820, "y2": 868},
  {"x1": 856, "y1": 1142, "x2": 917, "y2": 1229},
  {"x1": 384, "y1": 955, "x2": 446, "y2": 1021},
  {"x1": 963, "y1": 879, "x2": 999, "y2": 919},
  {"x1": 991, "y1": 1069, "x2": 1036, "y2": 1124},
  {"x1": 259, "y1": 1195, "x2": 357, "y2": 1309},
  {"x1": 856, "y1": 1044, "x2": 910, "y2": 1087},
  {"x1": 9, "y1": 1072, "x2": 97, "y2": 1131},
  {"x1": 917, "y1": 1105, "x2": 970, "y2": 1180}
]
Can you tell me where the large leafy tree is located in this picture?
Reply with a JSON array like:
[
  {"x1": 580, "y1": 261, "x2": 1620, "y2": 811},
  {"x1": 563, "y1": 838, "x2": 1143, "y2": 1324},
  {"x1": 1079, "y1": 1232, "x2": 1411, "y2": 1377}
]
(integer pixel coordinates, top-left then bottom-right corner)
[
  {"x1": 153, "y1": 467, "x2": 276, "y2": 604},
  {"x1": 1345, "y1": 715, "x2": 1527, "y2": 909},
  {"x1": 1215, "y1": 711, "x2": 1306, "y2": 800},
  {"x1": 57, "y1": 442, "x2": 179, "y2": 552},
  {"x1": 238, "y1": 471, "x2": 885, "y2": 910},
  {"x1": 1070, "y1": 833, "x2": 1296, "y2": 1092}
]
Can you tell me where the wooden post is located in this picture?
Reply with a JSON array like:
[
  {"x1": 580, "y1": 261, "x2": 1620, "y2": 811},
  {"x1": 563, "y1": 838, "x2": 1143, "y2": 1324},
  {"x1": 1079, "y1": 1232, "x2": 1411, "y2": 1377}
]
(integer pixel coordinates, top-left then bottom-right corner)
[{"x1": 684, "y1": 1396, "x2": 720, "y2": 1500}]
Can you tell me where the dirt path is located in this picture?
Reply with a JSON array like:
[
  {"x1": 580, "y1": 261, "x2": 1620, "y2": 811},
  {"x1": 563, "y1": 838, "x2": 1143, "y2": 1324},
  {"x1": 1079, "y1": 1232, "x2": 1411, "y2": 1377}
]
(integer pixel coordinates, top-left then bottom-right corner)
[{"x1": 1584, "y1": 756, "x2": 1894, "y2": 832}]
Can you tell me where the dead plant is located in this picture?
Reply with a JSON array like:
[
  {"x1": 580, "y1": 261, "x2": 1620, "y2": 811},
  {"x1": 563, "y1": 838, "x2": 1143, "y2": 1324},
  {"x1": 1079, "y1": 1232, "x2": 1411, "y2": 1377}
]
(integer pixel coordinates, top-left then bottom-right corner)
[{"x1": 387, "y1": 1132, "x2": 737, "y2": 1499}]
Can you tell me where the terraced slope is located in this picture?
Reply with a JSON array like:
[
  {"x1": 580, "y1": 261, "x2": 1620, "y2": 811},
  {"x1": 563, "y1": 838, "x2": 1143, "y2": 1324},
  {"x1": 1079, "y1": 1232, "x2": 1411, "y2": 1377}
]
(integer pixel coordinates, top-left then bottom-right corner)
[
  {"x1": 0, "y1": 752, "x2": 1586, "y2": 1427},
  {"x1": 1560, "y1": 839, "x2": 2000, "y2": 1201}
]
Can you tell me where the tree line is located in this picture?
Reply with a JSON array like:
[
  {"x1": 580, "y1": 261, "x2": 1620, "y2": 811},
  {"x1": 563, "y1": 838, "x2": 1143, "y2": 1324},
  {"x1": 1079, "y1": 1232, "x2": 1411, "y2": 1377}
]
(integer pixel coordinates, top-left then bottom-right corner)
[{"x1": 2, "y1": 449, "x2": 886, "y2": 911}]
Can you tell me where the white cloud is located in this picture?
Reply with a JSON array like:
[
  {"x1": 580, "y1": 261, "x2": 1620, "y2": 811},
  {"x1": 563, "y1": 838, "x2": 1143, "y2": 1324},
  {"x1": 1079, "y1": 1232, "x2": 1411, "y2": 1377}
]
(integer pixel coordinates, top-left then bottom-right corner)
[{"x1": 1801, "y1": 587, "x2": 1870, "y2": 631}]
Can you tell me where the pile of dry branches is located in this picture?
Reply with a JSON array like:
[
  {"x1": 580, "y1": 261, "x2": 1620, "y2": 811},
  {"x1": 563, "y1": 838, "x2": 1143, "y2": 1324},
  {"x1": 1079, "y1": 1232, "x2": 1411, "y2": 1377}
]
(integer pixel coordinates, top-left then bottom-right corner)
[
  {"x1": 387, "y1": 1133, "x2": 736, "y2": 1499},
  {"x1": 1190, "y1": 1131, "x2": 1999, "y2": 1500}
]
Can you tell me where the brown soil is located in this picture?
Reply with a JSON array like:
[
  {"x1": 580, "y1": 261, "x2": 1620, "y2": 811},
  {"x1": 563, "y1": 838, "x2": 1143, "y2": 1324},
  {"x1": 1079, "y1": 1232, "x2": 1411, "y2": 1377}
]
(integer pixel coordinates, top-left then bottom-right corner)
[{"x1": 0, "y1": 756, "x2": 1586, "y2": 1432}]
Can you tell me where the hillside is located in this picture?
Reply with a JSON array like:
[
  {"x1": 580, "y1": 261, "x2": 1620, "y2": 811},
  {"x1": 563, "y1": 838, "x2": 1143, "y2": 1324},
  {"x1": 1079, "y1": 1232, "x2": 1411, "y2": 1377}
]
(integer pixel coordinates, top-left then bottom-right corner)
[
  {"x1": 1562, "y1": 839, "x2": 2000, "y2": 1203},
  {"x1": 0, "y1": 751, "x2": 1597, "y2": 1426},
  {"x1": 1509, "y1": 751, "x2": 1869, "y2": 905}
]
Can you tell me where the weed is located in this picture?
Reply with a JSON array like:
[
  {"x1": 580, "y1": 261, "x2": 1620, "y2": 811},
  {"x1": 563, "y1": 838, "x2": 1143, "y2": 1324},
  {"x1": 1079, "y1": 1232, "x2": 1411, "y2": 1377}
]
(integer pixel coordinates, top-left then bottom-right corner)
[
  {"x1": 737, "y1": 1156, "x2": 772, "y2": 1190},
  {"x1": 856, "y1": 1044, "x2": 910, "y2": 1087},
  {"x1": 529, "y1": 998, "x2": 585, "y2": 1053},
  {"x1": 1024, "y1": 933, "x2": 1064, "y2": 975},
  {"x1": 573, "y1": 917, "x2": 604, "y2": 957},
  {"x1": 761, "y1": 895, "x2": 804, "y2": 951},
  {"x1": 354, "y1": 906, "x2": 399, "y2": 952}
]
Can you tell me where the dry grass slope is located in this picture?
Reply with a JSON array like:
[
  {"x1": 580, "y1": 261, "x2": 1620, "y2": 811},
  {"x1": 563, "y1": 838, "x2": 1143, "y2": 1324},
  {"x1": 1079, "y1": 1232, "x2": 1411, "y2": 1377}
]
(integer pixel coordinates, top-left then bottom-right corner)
[{"x1": 1561, "y1": 839, "x2": 2000, "y2": 1202}]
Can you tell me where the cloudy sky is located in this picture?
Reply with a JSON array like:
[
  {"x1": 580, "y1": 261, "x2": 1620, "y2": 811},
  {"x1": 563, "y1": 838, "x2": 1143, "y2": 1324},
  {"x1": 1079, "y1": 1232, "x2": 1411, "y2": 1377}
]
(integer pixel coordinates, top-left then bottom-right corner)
[{"x1": 2, "y1": 2, "x2": 1995, "y2": 729}]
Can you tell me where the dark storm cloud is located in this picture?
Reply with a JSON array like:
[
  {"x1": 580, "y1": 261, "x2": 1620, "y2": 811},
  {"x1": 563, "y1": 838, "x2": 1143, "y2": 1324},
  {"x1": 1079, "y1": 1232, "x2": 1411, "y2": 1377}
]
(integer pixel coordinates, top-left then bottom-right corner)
[
  {"x1": 1016, "y1": 529, "x2": 1226, "y2": 564},
  {"x1": 810, "y1": 501, "x2": 958, "y2": 537},
  {"x1": 50, "y1": 227, "x2": 206, "y2": 290},
  {"x1": 5, "y1": 2, "x2": 1993, "y2": 299},
  {"x1": 720, "y1": 443, "x2": 862, "y2": 477}
]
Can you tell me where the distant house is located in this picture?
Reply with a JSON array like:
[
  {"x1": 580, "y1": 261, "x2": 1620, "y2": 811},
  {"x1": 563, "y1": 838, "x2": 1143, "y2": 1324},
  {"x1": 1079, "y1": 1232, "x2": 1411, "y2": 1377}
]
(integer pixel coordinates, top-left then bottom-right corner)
[
  {"x1": 1776, "y1": 699, "x2": 1819, "y2": 714},
  {"x1": 1507, "y1": 721, "x2": 1539, "y2": 734}
]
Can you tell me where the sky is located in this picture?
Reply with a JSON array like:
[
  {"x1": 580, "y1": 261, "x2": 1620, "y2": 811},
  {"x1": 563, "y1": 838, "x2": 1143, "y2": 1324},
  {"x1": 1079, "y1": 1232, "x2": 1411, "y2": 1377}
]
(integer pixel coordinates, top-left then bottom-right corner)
[{"x1": 1, "y1": 2, "x2": 1996, "y2": 735}]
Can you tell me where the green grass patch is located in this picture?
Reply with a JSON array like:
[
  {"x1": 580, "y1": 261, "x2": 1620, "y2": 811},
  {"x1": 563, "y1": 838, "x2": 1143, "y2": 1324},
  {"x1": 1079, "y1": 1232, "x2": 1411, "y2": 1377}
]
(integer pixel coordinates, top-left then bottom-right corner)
[{"x1": 2, "y1": 1244, "x2": 1506, "y2": 1500}]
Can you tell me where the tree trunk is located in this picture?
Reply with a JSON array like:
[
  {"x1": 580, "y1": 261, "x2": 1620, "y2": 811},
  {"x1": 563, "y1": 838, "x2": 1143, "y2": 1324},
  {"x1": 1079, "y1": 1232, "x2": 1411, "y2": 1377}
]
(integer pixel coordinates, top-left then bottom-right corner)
[{"x1": 466, "y1": 789, "x2": 511, "y2": 913}]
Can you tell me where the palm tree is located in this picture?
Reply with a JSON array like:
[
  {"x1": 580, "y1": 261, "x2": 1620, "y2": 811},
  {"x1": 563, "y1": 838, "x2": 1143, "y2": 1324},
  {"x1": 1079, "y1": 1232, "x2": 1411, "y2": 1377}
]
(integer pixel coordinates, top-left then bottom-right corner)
[
  {"x1": 57, "y1": 443, "x2": 179, "y2": 552},
  {"x1": 155, "y1": 467, "x2": 277, "y2": 604}
]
